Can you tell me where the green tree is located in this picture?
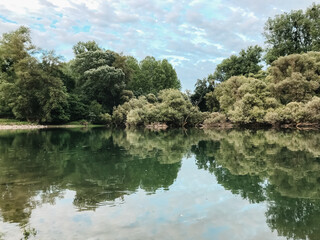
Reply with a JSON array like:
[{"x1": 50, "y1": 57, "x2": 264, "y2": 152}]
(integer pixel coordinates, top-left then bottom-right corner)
[
  {"x1": 267, "y1": 52, "x2": 320, "y2": 104},
  {"x1": 214, "y1": 76, "x2": 279, "y2": 124},
  {"x1": 127, "y1": 56, "x2": 181, "y2": 96},
  {"x1": 72, "y1": 41, "x2": 125, "y2": 113},
  {"x1": 125, "y1": 56, "x2": 142, "y2": 95},
  {"x1": 264, "y1": 3, "x2": 320, "y2": 64},
  {"x1": 213, "y1": 45, "x2": 263, "y2": 82},
  {"x1": 0, "y1": 27, "x2": 69, "y2": 123},
  {"x1": 190, "y1": 74, "x2": 215, "y2": 111}
]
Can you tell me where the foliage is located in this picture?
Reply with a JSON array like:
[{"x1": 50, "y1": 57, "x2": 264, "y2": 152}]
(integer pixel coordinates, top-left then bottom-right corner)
[
  {"x1": 267, "y1": 52, "x2": 320, "y2": 104},
  {"x1": 213, "y1": 76, "x2": 276, "y2": 124},
  {"x1": 203, "y1": 112, "x2": 227, "y2": 127},
  {"x1": 204, "y1": 91, "x2": 220, "y2": 112},
  {"x1": 190, "y1": 75, "x2": 215, "y2": 111},
  {"x1": 264, "y1": 3, "x2": 320, "y2": 64},
  {"x1": 112, "y1": 89, "x2": 204, "y2": 127},
  {"x1": 213, "y1": 45, "x2": 263, "y2": 82},
  {"x1": 205, "y1": 51, "x2": 320, "y2": 126},
  {"x1": 126, "y1": 56, "x2": 181, "y2": 96},
  {"x1": 0, "y1": 28, "x2": 69, "y2": 123}
]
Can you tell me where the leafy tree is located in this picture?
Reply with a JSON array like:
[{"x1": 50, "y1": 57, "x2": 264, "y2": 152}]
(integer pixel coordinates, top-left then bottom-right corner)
[
  {"x1": 214, "y1": 76, "x2": 279, "y2": 124},
  {"x1": 66, "y1": 93, "x2": 88, "y2": 121},
  {"x1": 112, "y1": 89, "x2": 204, "y2": 128},
  {"x1": 190, "y1": 74, "x2": 215, "y2": 111},
  {"x1": 0, "y1": 26, "x2": 35, "y2": 82},
  {"x1": 72, "y1": 40, "x2": 100, "y2": 55},
  {"x1": 0, "y1": 26, "x2": 35, "y2": 117},
  {"x1": 0, "y1": 27, "x2": 69, "y2": 123},
  {"x1": 213, "y1": 45, "x2": 263, "y2": 82},
  {"x1": 112, "y1": 53, "x2": 133, "y2": 85},
  {"x1": 156, "y1": 89, "x2": 202, "y2": 127},
  {"x1": 264, "y1": 3, "x2": 320, "y2": 64},
  {"x1": 72, "y1": 41, "x2": 125, "y2": 113},
  {"x1": 126, "y1": 56, "x2": 181, "y2": 96},
  {"x1": 125, "y1": 56, "x2": 143, "y2": 95},
  {"x1": 83, "y1": 65, "x2": 125, "y2": 112},
  {"x1": 267, "y1": 52, "x2": 320, "y2": 104},
  {"x1": 10, "y1": 57, "x2": 69, "y2": 123}
]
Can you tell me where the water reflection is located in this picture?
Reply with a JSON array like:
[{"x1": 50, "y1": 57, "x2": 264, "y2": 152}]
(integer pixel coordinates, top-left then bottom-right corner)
[
  {"x1": 196, "y1": 130, "x2": 320, "y2": 240},
  {"x1": 0, "y1": 128, "x2": 320, "y2": 239},
  {"x1": 0, "y1": 129, "x2": 183, "y2": 225}
]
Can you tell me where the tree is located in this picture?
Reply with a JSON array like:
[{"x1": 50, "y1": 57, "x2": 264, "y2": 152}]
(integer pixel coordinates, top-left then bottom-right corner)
[
  {"x1": 213, "y1": 45, "x2": 263, "y2": 82},
  {"x1": 264, "y1": 3, "x2": 320, "y2": 64},
  {"x1": 71, "y1": 41, "x2": 125, "y2": 113},
  {"x1": 9, "y1": 56, "x2": 69, "y2": 123},
  {"x1": 112, "y1": 89, "x2": 204, "y2": 127},
  {"x1": 126, "y1": 56, "x2": 181, "y2": 96},
  {"x1": 112, "y1": 52, "x2": 133, "y2": 85},
  {"x1": 83, "y1": 65, "x2": 125, "y2": 112},
  {"x1": 190, "y1": 74, "x2": 214, "y2": 111},
  {"x1": 267, "y1": 52, "x2": 320, "y2": 104},
  {"x1": 125, "y1": 56, "x2": 142, "y2": 95},
  {"x1": 0, "y1": 27, "x2": 69, "y2": 123},
  {"x1": 214, "y1": 76, "x2": 278, "y2": 124},
  {"x1": 156, "y1": 89, "x2": 202, "y2": 127},
  {"x1": 72, "y1": 40, "x2": 100, "y2": 55}
]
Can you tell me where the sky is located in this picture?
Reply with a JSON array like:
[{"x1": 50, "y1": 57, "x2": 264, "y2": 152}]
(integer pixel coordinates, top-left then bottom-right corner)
[{"x1": 0, "y1": 0, "x2": 317, "y2": 91}]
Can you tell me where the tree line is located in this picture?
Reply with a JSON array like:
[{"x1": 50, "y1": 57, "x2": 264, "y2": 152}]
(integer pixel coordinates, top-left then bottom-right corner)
[
  {"x1": 192, "y1": 3, "x2": 320, "y2": 128},
  {"x1": 0, "y1": 28, "x2": 180, "y2": 124},
  {"x1": 0, "y1": 3, "x2": 320, "y2": 128}
]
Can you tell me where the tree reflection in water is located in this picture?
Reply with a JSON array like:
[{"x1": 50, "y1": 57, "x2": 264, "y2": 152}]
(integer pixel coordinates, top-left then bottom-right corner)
[{"x1": 1, "y1": 128, "x2": 320, "y2": 239}]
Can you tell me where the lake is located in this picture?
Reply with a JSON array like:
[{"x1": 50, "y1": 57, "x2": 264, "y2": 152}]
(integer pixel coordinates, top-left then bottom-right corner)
[{"x1": 0, "y1": 128, "x2": 319, "y2": 240}]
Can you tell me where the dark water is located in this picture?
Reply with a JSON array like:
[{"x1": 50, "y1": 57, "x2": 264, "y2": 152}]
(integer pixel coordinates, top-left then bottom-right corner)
[{"x1": 0, "y1": 128, "x2": 320, "y2": 240}]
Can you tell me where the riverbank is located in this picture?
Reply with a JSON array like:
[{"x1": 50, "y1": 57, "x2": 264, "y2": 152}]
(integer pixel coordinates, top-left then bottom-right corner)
[
  {"x1": 0, "y1": 124, "x2": 107, "y2": 130},
  {"x1": 0, "y1": 124, "x2": 47, "y2": 130}
]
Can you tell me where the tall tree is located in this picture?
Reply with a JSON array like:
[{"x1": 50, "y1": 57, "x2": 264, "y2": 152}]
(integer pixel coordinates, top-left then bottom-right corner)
[
  {"x1": 72, "y1": 41, "x2": 125, "y2": 113},
  {"x1": 126, "y1": 56, "x2": 181, "y2": 96},
  {"x1": 264, "y1": 3, "x2": 320, "y2": 64},
  {"x1": 0, "y1": 27, "x2": 69, "y2": 122},
  {"x1": 213, "y1": 45, "x2": 263, "y2": 82}
]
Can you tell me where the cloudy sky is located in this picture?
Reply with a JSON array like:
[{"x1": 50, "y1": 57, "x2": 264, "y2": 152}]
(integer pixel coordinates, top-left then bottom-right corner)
[{"x1": 0, "y1": 0, "x2": 317, "y2": 90}]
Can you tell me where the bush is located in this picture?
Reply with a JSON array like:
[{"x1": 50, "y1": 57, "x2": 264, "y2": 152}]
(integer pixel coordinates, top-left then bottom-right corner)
[
  {"x1": 203, "y1": 112, "x2": 227, "y2": 126},
  {"x1": 111, "y1": 89, "x2": 203, "y2": 128},
  {"x1": 100, "y1": 113, "x2": 112, "y2": 125}
]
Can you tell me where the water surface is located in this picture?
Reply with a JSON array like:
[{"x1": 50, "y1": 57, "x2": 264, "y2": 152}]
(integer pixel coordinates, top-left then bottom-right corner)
[{"x1": 0, "y1": 128, "x2": 320, "y2": 239}]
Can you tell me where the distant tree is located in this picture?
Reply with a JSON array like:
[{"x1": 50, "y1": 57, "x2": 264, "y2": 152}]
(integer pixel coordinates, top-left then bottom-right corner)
[
  {"x1": 264, "y1": 3, "x2": 320, "y2": 64},
  {"x1": 112, "y1": 52, "x2": 133, "y2": 85},
  {"x1": 214, "y1": 76, "x2": 279, "y2": 124},
  {"x1": 190, "y1": 74, "x2": 214, "y2": 111},
  {"x1": 213, "y1": 45, "x2": 263, "y2": 82},
  {"x1": 72, "y1": 40, "x2": 100, "y2": 55},
  {"x1": 125, "y1": 56, "x2": 143, "y2": 95},
  {"x1": 71, "y1": 41, "x2": 125, "y2": 113},
  {"x1": 126, "y1": 56, "x2": 181, "y2": 96}
]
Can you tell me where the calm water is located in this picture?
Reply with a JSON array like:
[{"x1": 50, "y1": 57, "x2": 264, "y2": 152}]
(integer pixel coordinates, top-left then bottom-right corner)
[{"x1": 0, "y1": 128, "x2": 320, "y2": 240}]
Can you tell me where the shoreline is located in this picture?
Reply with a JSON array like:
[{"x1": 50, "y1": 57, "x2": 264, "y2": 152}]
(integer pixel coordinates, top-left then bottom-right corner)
[
  {"x1": 0, "y1": 125, "x2": 48, "y2": 130},
  {"x1": 0, "y1": 124, "x2": 104, "y2": 130}
]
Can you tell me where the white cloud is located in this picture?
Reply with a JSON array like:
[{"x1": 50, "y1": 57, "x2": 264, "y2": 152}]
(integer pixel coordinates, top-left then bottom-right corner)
[{"x1": 0, "y1": 0, "x2": 317, "y2": 90}]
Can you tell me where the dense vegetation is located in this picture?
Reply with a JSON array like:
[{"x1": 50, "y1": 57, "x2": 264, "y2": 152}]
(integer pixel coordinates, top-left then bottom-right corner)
[
  {"x1": 193, "y1": 3, "x2": 320, "y2": 129},
  {"x1": 0, "y1": 3, "x2": 319, "y2": 128},
  {"x1": 0, "y1": 28, "x2": 180, "y2": 124}
]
